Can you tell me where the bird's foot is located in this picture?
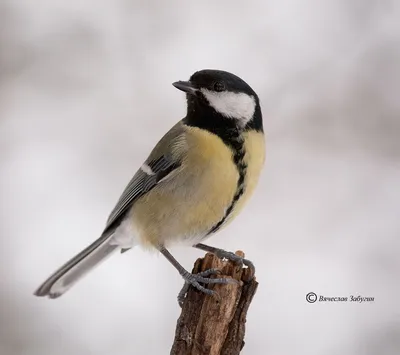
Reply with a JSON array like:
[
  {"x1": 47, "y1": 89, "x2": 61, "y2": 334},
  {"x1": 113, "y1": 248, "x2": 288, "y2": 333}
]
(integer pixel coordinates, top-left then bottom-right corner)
[
  {"x1": 194, "y1": 244, "x2": 255, "y2": 278},
  {"x1": 213, "y1": 250, "x2": 255, "y2": 276},
  {"x1": 177, "y1": 268, "x2": 239, "y2": 307}
]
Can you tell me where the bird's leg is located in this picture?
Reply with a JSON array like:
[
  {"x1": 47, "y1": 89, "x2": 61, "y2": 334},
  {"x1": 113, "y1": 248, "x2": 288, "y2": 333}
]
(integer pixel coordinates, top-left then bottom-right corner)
[
  {"x1": 159, "y1": 246, "x2": 239, "y2": 307},
  {"x1": 194, "y1": 243, "x2": 255, "y2": 277}
]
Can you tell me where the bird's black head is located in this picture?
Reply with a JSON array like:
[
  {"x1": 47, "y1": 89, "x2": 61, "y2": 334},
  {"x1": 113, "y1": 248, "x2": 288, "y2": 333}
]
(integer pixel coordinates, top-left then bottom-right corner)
[{"x1": 173, "y1": 69, "x2": 263, "y2": 134}]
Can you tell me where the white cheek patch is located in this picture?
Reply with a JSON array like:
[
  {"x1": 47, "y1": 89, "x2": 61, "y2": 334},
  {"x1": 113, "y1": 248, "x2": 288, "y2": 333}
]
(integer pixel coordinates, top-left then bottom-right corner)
[{"x1": 201, "y1": 89, "x2": 256, "y2": 126}]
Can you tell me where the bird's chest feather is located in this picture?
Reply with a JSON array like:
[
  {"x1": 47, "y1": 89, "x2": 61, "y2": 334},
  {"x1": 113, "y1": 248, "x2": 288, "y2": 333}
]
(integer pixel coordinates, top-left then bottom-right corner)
[
  {"x1": 167, "y1": 127, "x2": 240, "y2": 237},
  {"x1": 176, "y1": 127, "x2": 265, "y2": 236}
]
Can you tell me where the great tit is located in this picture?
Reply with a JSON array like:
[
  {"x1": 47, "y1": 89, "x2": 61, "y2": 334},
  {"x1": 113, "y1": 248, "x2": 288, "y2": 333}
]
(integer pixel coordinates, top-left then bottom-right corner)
[{"x1": 34, "y1": 69, "x2": 265, "y2": 304}]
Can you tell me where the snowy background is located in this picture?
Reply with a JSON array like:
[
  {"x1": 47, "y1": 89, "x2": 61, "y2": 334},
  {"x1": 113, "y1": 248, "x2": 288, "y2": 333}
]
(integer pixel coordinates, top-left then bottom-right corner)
[{"x1": 1, "y1": 1, "x2": 399, "y2": 354}]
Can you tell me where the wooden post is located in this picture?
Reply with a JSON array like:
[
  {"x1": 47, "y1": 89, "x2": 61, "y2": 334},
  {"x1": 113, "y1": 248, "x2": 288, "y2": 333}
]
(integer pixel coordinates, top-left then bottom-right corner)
[{"x1": 170, "y1": 251, "x2": 258, "y2": 355}]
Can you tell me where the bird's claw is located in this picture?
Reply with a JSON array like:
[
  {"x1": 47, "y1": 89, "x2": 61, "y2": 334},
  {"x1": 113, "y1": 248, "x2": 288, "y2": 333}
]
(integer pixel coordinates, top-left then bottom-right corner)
[
  {"x1": 177, "y1": 268, "x2": 238, "y2": 307},
  {"x1": 213, "y1": 250, "x2": 255, "y2": 276}
]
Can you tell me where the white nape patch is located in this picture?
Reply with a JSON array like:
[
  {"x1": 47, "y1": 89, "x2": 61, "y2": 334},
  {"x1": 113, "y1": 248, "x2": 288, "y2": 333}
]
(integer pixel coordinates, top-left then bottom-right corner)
[
  {"x1": 141, "y1": 163, "x2": 154, "y2": 175},
  {"x1": 201, "y1": 89, "x2": 256, "y2": 126}
]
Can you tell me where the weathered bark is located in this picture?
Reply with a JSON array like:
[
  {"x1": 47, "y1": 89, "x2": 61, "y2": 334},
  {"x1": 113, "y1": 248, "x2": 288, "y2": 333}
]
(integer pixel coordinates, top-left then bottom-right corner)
[{"x1": 170, "y1": 251, "x2": 258, "y2": 355}]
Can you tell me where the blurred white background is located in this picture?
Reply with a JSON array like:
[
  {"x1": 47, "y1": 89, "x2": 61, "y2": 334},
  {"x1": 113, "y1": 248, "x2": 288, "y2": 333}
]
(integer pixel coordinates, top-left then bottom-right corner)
[{"x1": 1, "y1": 1, "x2": 399, "y2": 354}]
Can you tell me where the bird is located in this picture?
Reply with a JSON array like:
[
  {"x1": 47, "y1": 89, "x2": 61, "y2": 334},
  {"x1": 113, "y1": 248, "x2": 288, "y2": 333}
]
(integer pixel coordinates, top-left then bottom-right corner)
[{"x1": 34, "y1": 69, "x2": 265, "y2": 305}]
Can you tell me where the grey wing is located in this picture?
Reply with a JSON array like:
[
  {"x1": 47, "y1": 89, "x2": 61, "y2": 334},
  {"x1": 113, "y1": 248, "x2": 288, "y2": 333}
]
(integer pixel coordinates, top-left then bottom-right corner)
[{"x1": 103, "y1": 121, "x2": 186, "y2": 234}]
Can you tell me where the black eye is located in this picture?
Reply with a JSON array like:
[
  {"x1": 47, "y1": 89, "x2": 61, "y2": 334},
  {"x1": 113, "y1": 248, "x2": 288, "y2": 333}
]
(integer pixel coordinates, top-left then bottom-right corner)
[{"x1": 213, "y1": 81, "x2": 225, "y2": 92}]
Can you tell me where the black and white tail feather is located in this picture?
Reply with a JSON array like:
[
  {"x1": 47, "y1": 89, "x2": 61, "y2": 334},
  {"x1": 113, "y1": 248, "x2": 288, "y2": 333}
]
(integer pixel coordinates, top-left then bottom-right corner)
[
  {"x1": 34, "y1": 231, "x2": 118, "y2": 298},
  {"x1": 34, "y1": 140, "x2": 182, "y2": 298}
]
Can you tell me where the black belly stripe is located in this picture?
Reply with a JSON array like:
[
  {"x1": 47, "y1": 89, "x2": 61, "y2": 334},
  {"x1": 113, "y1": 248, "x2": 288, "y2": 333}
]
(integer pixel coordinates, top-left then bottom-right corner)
[{"x1": 208, "y1": 133, "x2": 247, "y2": 235}]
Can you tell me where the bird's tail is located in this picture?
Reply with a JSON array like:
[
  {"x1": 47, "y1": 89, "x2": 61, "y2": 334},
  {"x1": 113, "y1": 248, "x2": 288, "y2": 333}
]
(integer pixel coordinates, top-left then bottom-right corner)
[{"x1": 34, "y1": 232, "x2": 119, "y2": 298}]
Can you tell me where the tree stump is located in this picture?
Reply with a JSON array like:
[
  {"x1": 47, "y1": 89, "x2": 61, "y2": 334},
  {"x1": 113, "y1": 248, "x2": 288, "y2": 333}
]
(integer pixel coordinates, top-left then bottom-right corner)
[{"x1": 170, "y1": 251, "x2": 258, "y2": 355}]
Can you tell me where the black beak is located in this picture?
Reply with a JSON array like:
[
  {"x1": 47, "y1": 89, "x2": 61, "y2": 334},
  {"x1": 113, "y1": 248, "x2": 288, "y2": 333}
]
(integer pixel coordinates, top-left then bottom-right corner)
[{"x1": 172, "y1": 81, "x2": 198, "y2": 95}]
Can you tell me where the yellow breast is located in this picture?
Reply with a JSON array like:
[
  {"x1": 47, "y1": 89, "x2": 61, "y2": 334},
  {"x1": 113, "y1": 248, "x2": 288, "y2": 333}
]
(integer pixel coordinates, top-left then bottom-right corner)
[{"x1": 131, "y1": 126, "x2": 240, "y2": 248}]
